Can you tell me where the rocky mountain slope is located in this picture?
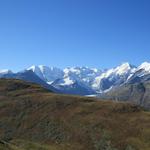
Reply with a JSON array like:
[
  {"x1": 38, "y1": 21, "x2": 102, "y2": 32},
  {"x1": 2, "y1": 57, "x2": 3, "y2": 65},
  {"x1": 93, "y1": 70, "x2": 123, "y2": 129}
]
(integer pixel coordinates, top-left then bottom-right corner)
[{"x1": 100, "y1": 63, "x2": 150, "y2": 109}]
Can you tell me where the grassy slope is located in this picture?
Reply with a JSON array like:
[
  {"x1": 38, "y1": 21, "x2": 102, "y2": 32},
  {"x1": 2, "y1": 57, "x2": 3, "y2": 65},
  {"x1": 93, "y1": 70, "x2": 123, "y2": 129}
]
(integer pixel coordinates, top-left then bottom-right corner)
[{"x1": 0, "y1": 79, "x2": 149, "y2": 150}]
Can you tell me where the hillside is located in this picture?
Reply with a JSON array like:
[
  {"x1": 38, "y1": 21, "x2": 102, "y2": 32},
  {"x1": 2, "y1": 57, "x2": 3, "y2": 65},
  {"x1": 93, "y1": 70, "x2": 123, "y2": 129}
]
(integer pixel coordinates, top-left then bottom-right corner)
[
  {"x1": 1, "y1": 70, "x2": 58, "y2": 93},
  {"x1": 100, "y1": 81, "x2": 150, "y2": 109},
  {"x1": 0, "y1": 79, "x2": 150, "y2": 150}
]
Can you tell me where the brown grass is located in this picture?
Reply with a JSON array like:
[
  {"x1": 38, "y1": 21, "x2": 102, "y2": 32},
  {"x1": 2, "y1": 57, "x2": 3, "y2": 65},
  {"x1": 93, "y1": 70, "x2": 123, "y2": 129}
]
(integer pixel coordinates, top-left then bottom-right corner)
[{"x1": 0, "y1": 79, "x2": 149, "y2": 150}]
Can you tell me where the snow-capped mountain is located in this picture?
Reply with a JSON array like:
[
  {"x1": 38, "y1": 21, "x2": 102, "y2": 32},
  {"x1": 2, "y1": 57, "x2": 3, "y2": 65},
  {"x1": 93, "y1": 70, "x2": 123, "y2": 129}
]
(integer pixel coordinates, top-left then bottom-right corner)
[
  {"x1": 50, "y1": 67, "x2": 100, "y2": 95},
  {"x1": 99, "y1": 62, "x2": 150, "y2": 109},
  {"x1": 126, "y1": 62, "x2": 150, "y2": 84},
  {"x1": 0, "y1": 69, "x2": 13, "y2": 77},
  {"x1": 0, "y1": 70, "x2": 59, "y2": 92},
  {"x1": 135, "y1": 62, "x2": 150, "y2": 77},
  {"x1": 138, "y1": 62, "x2": 150, "y2": 72},
  {"x1": 62, "y1": 67, "x2": 101, "y2": 86},
  {"x1": 92, "y1": 63, "x2": 136, "y2": 92},
  {"x1": 27, "y1": 66, "x2": 101, "y2": 95},
  {"x1": 27, "y1": 65, "x2": 64, "y2": 84},
  {"x1": 0, "y1": 62, "x2": 150, "y2": 96}
]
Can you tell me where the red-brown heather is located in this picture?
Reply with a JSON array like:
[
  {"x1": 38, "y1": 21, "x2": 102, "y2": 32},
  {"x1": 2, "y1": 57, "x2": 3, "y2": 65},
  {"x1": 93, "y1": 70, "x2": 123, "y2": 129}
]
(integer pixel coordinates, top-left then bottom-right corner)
[{"x1": 0, "y1": 79, "x2": 149, "y2": 150}]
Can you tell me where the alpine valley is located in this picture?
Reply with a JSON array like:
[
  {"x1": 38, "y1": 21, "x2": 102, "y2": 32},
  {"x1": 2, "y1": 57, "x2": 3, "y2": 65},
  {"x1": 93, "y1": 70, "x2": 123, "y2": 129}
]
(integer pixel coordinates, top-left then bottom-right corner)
[
  {"x1": 1, "y1": 62, "x2": 150, "y2": 109},
  {"x1": 0, "y1": 63, "x2": 150, "y2": 150}
]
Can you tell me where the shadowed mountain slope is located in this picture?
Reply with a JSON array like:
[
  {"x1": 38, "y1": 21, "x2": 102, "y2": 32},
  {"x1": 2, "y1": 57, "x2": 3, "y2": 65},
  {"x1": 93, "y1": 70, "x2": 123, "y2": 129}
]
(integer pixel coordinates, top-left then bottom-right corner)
[
  {"x1": 100, "y1": 80, "x2": 150, "y2": 109},
  {"x1": 2, "y1": 70, "x2": 58, "y2": 93}
]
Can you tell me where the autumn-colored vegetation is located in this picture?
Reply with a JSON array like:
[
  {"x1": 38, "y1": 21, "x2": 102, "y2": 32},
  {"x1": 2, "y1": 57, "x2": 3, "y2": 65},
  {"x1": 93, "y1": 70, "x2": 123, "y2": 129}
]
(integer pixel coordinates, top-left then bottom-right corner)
[{"x1": 0, "y1": 79, "x2": 149, "y2": 150}]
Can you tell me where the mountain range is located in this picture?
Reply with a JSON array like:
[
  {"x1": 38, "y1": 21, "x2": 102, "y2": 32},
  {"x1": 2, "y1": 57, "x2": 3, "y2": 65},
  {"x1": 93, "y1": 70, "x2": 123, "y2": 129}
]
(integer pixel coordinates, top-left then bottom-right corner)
[{"x1": 0, "y1": 62, "x2": 150, "y2": 108}]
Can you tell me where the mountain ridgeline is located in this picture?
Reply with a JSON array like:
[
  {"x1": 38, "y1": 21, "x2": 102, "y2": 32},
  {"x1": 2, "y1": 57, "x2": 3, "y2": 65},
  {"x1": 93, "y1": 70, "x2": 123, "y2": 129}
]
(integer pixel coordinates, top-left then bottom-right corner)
[{"x1": 1, "y1": 62, "x2": 150, "y2": 108}]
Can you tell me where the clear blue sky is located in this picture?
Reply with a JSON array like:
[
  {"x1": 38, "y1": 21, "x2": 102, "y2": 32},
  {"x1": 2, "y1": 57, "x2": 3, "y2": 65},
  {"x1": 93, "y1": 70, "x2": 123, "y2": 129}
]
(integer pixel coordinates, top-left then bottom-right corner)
[{"x1": 0, "y1": 0, "x2": 150, "y2": 71}]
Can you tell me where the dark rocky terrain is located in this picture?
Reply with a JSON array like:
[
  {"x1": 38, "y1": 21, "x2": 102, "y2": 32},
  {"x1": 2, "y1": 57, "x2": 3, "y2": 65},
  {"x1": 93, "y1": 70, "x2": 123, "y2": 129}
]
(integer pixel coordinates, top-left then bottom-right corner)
[{"x1": 101, "y1": 79, "x2": 150, "y2": 110}]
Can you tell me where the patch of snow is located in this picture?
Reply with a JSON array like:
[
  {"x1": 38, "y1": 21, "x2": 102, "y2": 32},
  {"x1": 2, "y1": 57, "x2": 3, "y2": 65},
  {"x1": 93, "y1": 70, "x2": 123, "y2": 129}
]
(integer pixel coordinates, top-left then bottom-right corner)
[
  {"x1": 0, "y1": 69, "x2": 12, "y2": 74},
  {"x1": 138, "y1": 62, "x2": 150, "y2": 72},
  {"x1": 85, "y1": 95, "x2": 97, "y2": 97},
  {"x1": 47, "y1": 81, "x2": 54, "y2": 85},
  {"x1": 60, "y1": 77, "x2": 74, "y2": 86}
]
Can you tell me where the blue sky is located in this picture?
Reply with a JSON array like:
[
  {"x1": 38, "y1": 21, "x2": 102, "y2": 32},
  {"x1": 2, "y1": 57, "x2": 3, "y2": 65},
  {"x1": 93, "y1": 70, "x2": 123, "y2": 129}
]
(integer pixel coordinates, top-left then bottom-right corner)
[{"x1": 0, "y1": 0, "x2": 150, "y2": 71}]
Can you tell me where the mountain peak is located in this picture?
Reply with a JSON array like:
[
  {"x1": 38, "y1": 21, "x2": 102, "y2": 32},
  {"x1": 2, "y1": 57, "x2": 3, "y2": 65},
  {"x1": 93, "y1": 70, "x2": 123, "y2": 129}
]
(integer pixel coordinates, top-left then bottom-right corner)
[
  {"x1": 0, "y1": 69, "x2": 12, "y2": 74},
  {"x1": 105, "y1": 63, "x2": 135, "y2": 76},
  {"x1": 118, "y1": 62, "x2": 133, "y2": 69},
  {"x1": 27, "y1": 65, "x2": 39, "y2": 72},
  {"x1": 115, "y1": 62, "x2": 135, "y2": 75},
  {"x1": 138, "y1": 62, "x2": 150, "y2": 72}
]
